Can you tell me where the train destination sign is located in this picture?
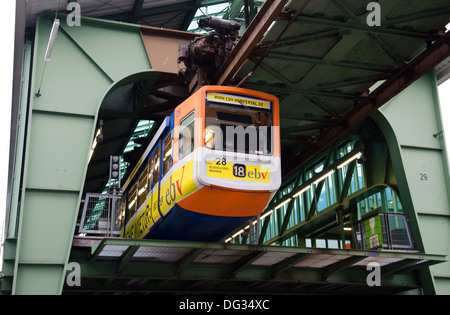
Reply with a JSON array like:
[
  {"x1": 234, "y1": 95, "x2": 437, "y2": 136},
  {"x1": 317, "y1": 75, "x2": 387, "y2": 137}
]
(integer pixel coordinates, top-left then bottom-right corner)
[{"x1": 206, "y1": 92, "x2": 271, "y2": 109}]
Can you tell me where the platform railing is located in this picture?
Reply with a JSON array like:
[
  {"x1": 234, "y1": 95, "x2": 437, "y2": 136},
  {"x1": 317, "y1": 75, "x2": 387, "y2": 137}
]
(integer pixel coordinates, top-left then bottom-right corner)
[
  {"x1": 78, "y1": 192, "x2": 121, "y2": 236},
  {"x1": 353, "y1": 212, "x2": 414, "y2": 250}
]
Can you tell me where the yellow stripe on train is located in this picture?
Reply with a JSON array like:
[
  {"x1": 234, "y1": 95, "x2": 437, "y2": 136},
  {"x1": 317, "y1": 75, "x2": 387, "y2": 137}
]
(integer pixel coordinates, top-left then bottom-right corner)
[
  {"x1": 124, "y1": 159, "x2": 198, "y2": 239},
  {"x1": 206, "y1": 160, "x2": 271, "y2": 183}
]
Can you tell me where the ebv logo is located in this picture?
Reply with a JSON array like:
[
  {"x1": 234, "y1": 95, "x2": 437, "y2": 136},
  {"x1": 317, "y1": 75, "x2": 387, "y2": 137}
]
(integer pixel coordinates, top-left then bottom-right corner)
[{"x1": 232, "y1": 164, "x2": 269, "y2": 180}]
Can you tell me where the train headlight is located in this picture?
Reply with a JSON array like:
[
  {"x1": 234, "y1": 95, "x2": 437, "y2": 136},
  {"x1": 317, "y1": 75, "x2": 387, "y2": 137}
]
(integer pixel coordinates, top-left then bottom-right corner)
[{"x1": 205, "y1": 128, "x2": 215, "y2": 149}]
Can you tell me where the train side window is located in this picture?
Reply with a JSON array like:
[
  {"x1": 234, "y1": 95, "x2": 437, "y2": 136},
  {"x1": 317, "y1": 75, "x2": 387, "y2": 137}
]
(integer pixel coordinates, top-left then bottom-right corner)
[
  {"x1": 163, "y1": 132, "x2": 173, "y2": 176},
  {"x1": 120, "y1": 196, "x2": 127, "y2": 228},
  {"x1": 137, "y1": 165, "x2": 148, "y2": 209},
  {"x1": 154, "y1": 147, "x2": 160, "y2": 185},
  {"x1": 179, "y1": 111, "x2": 195, "y2": 159},
  {"x1": 128, "y1": 183, "x2": 137, "y2": 218},
  {"x1": 148, "y1": 156, "x2": 154, "y2": 188}
]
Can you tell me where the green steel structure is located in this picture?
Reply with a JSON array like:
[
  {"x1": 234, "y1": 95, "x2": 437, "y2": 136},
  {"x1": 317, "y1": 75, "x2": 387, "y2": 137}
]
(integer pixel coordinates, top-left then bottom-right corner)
[
  {"x1": 64, "y1": 237, "x2": 445, "y2": 294},
  {"x1": 225, "y1": 73, "x2": 450, "y2": 293},
  {"x1": 226, "y1": 137, "x2": 397, "y2": 247},
  {"x1": 228, "y1": 72, "x2": 450, "y2": 294},
  {"x1": 2, "y1": 0, "x2": 450, "y2": 295},
  {"x1": 3, "y1": 14, "x2": 157, "y2": 294},
  {"x1": 375, "y1": 72, "x2": 450, "y2": 294}
]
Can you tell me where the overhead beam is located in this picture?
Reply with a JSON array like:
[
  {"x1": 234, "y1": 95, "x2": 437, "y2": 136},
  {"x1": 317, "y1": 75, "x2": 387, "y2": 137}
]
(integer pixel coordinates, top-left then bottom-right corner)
[
  {"x1": 280, "y1": 112, "x2": 334, "y2": 123},
  {"x1": 213, "y1": 0, "x2": 289, "y2": 85},
  {"x1": 244, "y1": 81, "x2": 361, "y2": 100},
  {"x1": 322, "y1": 256, "x2": 367, "y2": 280},
  {"x1": 384, "y1": 6, "x2": 450, "y2": 26},
  {"x1": 101, "y1": 2, "x2": 199, "y2": 22},
  {"x1": 255, "y1": 29, "x2": 344, "y2": 51},
  {"x1": 225, "y1": 0, "x2": 245, "y2": 20},
  {"x1": 270, "y1": 253, "x2": 311, "y2": 279},
  {"x1": 181, "y1": 1, "x2": 203, "y2": 30},
  {"x1": 281, "y1": 122, "x2": 330, "y2": 135},
  {"x1": 316, "y1": 74, "x2": 390, "y2": 90},
  {"x1": 283, "y1": 35, "x2": 450, "y2": 178},
  {"x1": 175, "y1": 248, "x2": 205, "y2": 276},
  {"x1": 116, "y1": 246, "x2": 139, "y2": 274},
  {"x1": 131, "y1": 0, "x2": 145, "y2": 22},
  {"x1": 264, "y1": 52, "x2": 391, "y2": 73},
  {"x1": 296, "y1": 15, "x2": 445, "y2": 41},
  {"x1": 230, "y1": 251, "x2": 266, "y2": 278}
]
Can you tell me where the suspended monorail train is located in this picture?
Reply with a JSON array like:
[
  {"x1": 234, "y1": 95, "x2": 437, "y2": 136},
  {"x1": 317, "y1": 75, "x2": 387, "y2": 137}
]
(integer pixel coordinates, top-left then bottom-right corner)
[{"x1": 119, "y1": 85, "x2": 281, "y2": 241}]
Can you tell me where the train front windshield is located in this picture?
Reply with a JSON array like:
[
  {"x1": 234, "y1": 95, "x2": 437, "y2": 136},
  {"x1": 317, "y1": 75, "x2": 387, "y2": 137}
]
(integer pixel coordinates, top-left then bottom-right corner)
[{"x1": 204, "y1": 100, "x2": 273, "y2": 155}]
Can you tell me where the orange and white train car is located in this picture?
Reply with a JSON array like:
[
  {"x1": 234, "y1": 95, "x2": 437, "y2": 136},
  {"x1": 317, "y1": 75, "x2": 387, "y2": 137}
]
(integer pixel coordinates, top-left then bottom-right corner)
[{"x1": 119, "y1": 85, "x2": 281, "y2": 241}]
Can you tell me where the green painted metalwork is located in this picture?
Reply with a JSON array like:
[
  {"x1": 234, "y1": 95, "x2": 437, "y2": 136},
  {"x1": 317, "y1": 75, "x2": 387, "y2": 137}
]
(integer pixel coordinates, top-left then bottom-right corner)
[
  {"x1": 227, "y1": 70, "x2": 450, "y2": 295},
  {"x1": 5, "y1": 40, "x2": 33, "y2": 240},
  {"x1": 78, "y1": 120, "x2": 156, "y2": 231},
  {"x1": 3, "y1": 1, "x2": 449, "y2": 295},
  {"x1": 63, "y1": 237, "x2": 445, "y2": 294},
  {"x1": 5, "y1": 13, "x2": 155, "y2": 294},
  {"x1": 373, "y1": 71, "x2": 450, "y2": 294},
  {"x1": 227, "y1": 137, "x2": 405, "y2": 248},
  {"x1": 122, "y1": 121, "x2": 155, "y2": 168}
]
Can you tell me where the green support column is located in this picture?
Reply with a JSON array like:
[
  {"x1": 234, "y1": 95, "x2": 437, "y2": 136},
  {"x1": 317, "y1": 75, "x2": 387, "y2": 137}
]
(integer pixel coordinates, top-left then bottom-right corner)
[
  {"x1": 373, "y1": 71, "x2": 450, "y2": 294},
  {"x1": 8, "y1": 13, "x2": 153, "y2": 294}
]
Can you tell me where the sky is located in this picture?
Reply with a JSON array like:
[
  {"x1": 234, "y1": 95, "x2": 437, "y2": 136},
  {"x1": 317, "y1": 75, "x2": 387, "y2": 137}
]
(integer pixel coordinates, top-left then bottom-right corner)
[{"x1": 0, "y1": 3, "x2": 449, "y2": 241}]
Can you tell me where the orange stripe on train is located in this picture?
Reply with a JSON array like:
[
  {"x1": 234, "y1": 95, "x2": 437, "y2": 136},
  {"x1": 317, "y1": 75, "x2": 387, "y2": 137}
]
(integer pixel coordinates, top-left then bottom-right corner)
[{"x1": 178, "y1": 186, "x2": 272, "y2": 217}]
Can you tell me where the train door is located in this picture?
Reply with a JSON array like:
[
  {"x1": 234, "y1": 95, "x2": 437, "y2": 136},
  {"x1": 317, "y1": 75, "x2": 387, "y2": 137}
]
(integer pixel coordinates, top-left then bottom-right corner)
[
  {"x1": 149, "y1": 142, "x2": 160, "y2": 190},
  {"x1": 146, "y1": 125, "x2": 172, "y2": 226},
  {"x1": 149, "y1": 140, "x2": 162, "y2": 221},
  {"x1": 162, "y1": 130, "x2": 173, "y2": 179}
]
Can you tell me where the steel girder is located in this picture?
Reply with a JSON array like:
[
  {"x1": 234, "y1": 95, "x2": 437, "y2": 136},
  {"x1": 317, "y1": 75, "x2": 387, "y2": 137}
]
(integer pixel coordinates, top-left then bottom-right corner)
[{"x1": 3, "y1": 13, "x2": 171, "y2": 295}]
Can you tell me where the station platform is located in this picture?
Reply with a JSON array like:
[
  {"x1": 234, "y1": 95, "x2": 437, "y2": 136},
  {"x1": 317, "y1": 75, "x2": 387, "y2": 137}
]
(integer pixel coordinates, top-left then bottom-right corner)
[{"x1": 65, "y1": 237, "x2": 446, "y2": 295}]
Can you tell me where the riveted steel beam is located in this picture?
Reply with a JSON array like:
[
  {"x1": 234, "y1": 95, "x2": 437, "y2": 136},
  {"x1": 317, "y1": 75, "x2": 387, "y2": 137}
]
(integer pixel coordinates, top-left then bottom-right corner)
[
  {"x1": 213, "y1": 0, "x2": 289, "y2": 85},
  {"x1": 283, "y1": 35, "x2": 450, "y2": 178},
  {"x1": 296, "y1": 15, "x2": 445, "y2": 41},
  {"x1": 63, "y1": 237, "x2": 446, "y2": 294},
  {"x1": 7, "y1": 12, "x2": 157, "y2": 295}
]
